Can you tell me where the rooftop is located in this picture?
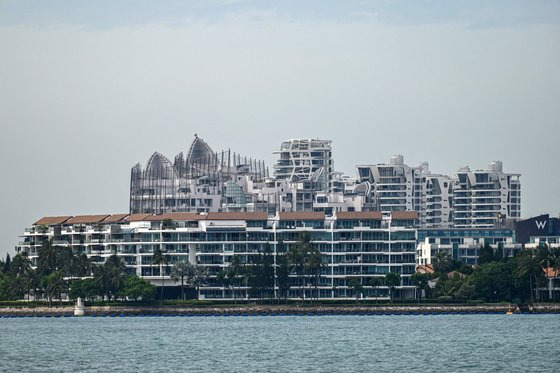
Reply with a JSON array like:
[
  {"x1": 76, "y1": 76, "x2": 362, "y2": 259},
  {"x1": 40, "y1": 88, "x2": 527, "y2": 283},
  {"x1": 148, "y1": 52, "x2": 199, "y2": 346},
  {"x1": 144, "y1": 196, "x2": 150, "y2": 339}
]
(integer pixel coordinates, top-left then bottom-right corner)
[
  {"x1": 336, "y1": 211, "x2": 382, "y2": 220},
  {"x1": 278, "y1": 212, "x2": 326, "y2": 221}
]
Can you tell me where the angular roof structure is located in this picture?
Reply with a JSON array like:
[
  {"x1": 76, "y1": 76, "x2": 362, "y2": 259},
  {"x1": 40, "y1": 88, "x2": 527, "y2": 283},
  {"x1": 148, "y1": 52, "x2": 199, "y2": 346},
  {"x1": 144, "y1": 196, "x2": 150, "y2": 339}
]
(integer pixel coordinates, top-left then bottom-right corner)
[
  {"x1": 65, "y1": 215, "x2": 111, "y2": 224},
  {"x1": 34, "y1": 216, "x2": 72, "y2": 226}
]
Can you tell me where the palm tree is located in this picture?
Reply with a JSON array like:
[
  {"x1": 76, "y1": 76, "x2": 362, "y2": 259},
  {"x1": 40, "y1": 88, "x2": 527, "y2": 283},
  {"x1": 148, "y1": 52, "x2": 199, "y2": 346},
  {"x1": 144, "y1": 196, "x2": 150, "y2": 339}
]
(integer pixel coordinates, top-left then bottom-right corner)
[
  {"x1": 305, "y1": 246, "x2": 323, "y2": 301},
  {"x1": 229, "y1": 255, "x2": 242, "y2": 303},
  {"x1": 1, "y1": 253, "x2": 10, "y2": 274},
  {"x1": 46, "y1": 271, "x2": 65, "y2": 305},
  {"x1": 410, "y1": 272, "x2": 430, "y2": 303},
  {"x1": 289, "y1": 233, "x2": 309, "y2": 299},
  {"x1": 10, "y1": 252, "x2": 32, "y2": 278},
  {"x1": 10, "y1": 252, "x2": 33, "y2": 300},
  {"x1": 26, "y1": 269, "x2": 41, "y2": 301},
  {"x1": 369, "y1": 277, "x2": 382, "y2": 303},
  {"x1": 384, "y1": 272, "x2": 401, "y2": 304},
  {"x1": 57, "y1": 246, "x2": 77, "y2": 279},
  {"x1": 216, "y1": 270, "x2": 231, "y2": 300},
  {"x1": 75, "y1": 253, "x2": 93, "y2": 277},
  {"x1": 349, "y1": 278, "x2": 363, "y2": 303},
  {"x1": 38, "y1": 239, "x2": 59, "y2": 276},
  {"x1": 171, "y1": 260, "x2": 191, "y2": 300},
  {"x1": 190, "y1": 265, "x2": 208, "y2": 301},
  {"x1": 93, "y1": 264, "x2": 112, "y2": 300},
  {"x1": 151, "y1": 247, "x2": 169, "y2": 305},
  {"x1": 276, "y1": 252, "x2": 290, "y2": 302},
  {"x1": 517, "y1": 251, "x2": 543, "y2": 303}
]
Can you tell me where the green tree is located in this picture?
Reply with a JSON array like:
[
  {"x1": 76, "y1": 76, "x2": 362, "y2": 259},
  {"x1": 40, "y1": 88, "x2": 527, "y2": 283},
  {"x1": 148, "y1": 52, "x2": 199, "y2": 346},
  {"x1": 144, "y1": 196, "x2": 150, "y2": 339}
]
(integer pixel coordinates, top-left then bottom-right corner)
[
  {"x1": 45, "y1": 271, "x2": 65, "y2": 305},
  {"x1": 305, "y1": 245, "x2": 323, "y2": 301},
  {"x1": 433, "y1": 252, "x2": 453, "y2": 274},
  {"x1": 384, "y1": 272, "x2": 401, "y2": 303},
  {"x1": 9, "y1": 252, "x2": 33, "y2": 300},
  {"x1": 93, "y1": 259, "x2": 125, "y2": 301},
  {"x1": 75, "y1": 253, "x2": 93, "y2": 277},
  {"x1": 57, "y1": 246, "x2": 77, "y2": 278},
  {"x1": 348, "y1": 278, "x2": 363, "y2": 303},
  {"x1": 3, "y1": 253, "x2": 11, "y2": 274},
  {"x1": 410, "y1": 272, "x2": 430, "y2": 302},
  {"x1": 276, "y1": 252, "x2": 290, "y2": 301},
  {"x1": 188, "y1": 265, "x2": 208, "y2": 301},
  {"x1": 69, "y1": 278, "x2": 99, "y2": 301},
  {"x1": 479, "y1": 244, "x2": 495, "y2": 265},
  {"x1": 516, "y1": 251, "x2": 544, "y2": 303},
  {"x1": 151, "y1": 247, "x2": 169, "y2": 304},
  {"x1": 25, "y1": 269, "x2": 41, "y2": 301},
  {"x1": 368, "y1": 277, "x2": 382, "y2": 303},
  {"x1": 434, "y1": 273, "x2": 466, "y2": 299},
  {"x1": 38, "y1": 239, "x2": 59, "y2": 276},
  {"x1": 162, "y1": 219, "x2": 176, "y2": 230},
  {"x1": 229, "y1": 255, "x2": 243, "y2": 303},
  {"x1": 123, "y1": 275, "x2": 155, "y2": 301},
  {"x1": 171, "y1": 260, "x2": 192, "y2": 300},
  {"x1": 0, "y1": 273, "x2": 25, "y2": 301},
  {"x1": 289, "y1": 233, "x2": 308, "y2": 299},
  {"x1": 10, "y1": 252, "x2": 32, "y2": 278},
  {"x1": 472, "y1": 261, "x2": 513, "y2": 302},
  {"x1": 455, "y1": 280, "x2": 476, "y2": 301},
  {"x1": 216, "y1": 270, "x2": 231, "y2": 299}
]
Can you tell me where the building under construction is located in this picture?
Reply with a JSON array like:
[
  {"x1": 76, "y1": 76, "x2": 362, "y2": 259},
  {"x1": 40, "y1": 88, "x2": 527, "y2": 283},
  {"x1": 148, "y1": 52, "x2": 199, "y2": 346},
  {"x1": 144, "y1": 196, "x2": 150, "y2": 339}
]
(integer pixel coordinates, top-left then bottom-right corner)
[{"x1": 129, "y1": 135, "x2": 269, "y2": 214}]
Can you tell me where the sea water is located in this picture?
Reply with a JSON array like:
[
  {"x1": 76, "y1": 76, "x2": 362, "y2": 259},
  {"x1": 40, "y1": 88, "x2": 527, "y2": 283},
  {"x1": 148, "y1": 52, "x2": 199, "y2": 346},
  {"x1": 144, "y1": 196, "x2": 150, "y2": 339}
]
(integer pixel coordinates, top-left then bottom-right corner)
[{"x1": 1, "y1": 315, "x2": 559, "y2": 372}]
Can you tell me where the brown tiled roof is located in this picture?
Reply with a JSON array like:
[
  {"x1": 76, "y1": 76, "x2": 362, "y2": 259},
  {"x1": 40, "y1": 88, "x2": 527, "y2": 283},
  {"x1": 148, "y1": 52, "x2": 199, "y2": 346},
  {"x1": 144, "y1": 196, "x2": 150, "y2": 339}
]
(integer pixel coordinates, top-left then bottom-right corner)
[
  {"x1": 391, "y1": 211, "x2": 419, "y2": 220},
  {"x1": 278, "y1": 212, "x2": 325, "y2": 221},
  {"x1": 145, "y1": 212, "x2": 206, "y2": 221},
  {"x1": 65, "y1": 215, "x2": 111, "y2": 224},
  {"x1": 34, "y1": 216, "x2": 72, "y2": 226},
  {"x1": 416, "y1": 264, "x2": 435, "y2": 274},
  {"x1": 336, "y1": 211, "x2": 382, "y2": 220},
  {"x1": 103, "y1": 214, "x2": 130, "y2": 223},
  {"x1": 206, "y1": 212, "x2": 268, "y2": 221},
  {"x1": 125, "y1": 213, "x2": 153, "y2": 222}
]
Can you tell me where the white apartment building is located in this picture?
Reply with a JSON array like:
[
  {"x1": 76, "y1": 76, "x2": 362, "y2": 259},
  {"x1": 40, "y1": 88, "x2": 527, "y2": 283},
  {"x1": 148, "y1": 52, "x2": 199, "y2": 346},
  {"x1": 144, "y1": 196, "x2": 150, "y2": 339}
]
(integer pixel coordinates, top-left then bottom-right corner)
[
  {"x1": 17, "y1": 211, "x2": 419, "y2": 300},
  {"x1": 416, "y1": 228, "x2": 521, "y2": 266},
  {"x1": 453, "y1": 161, "x2": 521, "y2": 228},
  {"x1": 273, "y1": 139, "x2": 334, "y2": 194},
  {"x1": 357, "y1": 155, "x2": 424, "y2": 213}
]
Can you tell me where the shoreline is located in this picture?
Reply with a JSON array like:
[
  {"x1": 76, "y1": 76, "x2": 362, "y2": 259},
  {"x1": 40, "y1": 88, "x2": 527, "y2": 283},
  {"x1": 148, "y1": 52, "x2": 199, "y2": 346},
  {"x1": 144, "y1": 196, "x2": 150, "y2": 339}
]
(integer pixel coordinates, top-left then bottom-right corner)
[{"x1": 1, "y1": 304, "x2": 559, "y2": 317}]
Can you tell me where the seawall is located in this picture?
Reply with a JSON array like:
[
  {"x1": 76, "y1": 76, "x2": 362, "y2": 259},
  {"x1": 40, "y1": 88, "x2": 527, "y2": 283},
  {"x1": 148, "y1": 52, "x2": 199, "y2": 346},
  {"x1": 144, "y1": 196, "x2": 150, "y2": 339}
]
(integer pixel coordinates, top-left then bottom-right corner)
[{"x1": 3, "y1": 304, "x2": 559, "y2": 317}]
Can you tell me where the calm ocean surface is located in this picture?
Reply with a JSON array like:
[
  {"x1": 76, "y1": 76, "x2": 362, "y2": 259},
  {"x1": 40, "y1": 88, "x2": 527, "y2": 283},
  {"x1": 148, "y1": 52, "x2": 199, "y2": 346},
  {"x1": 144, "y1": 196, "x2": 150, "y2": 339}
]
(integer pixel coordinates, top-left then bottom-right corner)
[{"x1": 1, "y1": 314, "x2": 559, "y2": 372}]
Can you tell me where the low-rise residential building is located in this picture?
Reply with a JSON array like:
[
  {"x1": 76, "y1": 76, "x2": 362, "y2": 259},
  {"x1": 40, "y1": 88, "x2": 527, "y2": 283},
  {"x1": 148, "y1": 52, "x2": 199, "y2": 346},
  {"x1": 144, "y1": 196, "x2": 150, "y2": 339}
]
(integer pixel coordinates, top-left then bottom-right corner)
[
  {"x1": 17, "y1": 211, "x2": 419, "y2": 300},
  {"x1": 416, "y1": 227, "x2": 521, "y2": 266}
]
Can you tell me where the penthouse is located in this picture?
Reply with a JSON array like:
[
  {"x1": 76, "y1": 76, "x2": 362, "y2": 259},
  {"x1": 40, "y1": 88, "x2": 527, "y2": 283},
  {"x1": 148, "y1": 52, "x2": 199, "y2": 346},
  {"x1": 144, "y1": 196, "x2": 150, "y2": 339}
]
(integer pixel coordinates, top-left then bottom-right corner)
[{"x1": 18, "y1": 211, "x2": 418, "y2": 300}]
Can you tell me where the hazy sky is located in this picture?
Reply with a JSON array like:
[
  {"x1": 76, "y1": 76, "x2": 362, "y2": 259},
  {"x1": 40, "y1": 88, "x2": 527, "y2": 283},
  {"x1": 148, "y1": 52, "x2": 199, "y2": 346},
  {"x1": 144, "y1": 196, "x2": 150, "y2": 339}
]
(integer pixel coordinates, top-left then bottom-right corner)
[{"x1": 1, "y1": 1, "x2": 559, "y2": 257}]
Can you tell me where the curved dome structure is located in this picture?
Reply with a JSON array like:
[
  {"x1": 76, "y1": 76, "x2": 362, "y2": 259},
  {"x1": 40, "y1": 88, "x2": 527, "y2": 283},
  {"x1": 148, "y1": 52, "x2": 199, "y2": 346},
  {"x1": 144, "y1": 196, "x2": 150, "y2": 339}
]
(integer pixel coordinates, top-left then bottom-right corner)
[
  {"x1": 186, "y1": 134, "x2": 216, "y2": 165},
  {"x1": 130, "y1": 134, "x2": 269, "y2": 214},
  {"x1": 145, "y1": 152, "x2": 177, "y2": 179}
]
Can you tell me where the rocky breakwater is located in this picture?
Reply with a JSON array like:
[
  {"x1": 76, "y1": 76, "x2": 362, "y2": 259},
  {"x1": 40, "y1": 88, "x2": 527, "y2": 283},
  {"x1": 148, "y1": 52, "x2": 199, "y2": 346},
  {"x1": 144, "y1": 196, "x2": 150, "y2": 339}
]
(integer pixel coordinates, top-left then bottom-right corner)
[{"x1": 0, "y1": 304, "x2": 524, "y2": 317}]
